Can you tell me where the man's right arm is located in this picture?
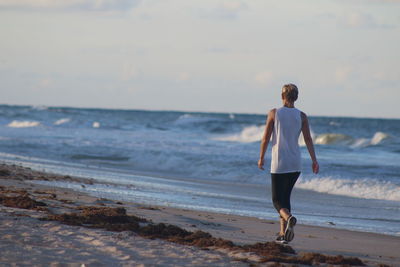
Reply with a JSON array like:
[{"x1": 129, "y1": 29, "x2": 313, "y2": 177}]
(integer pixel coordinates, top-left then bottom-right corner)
[{"x1": 301, "y1": 112, "x2": 319, "y2": 174}]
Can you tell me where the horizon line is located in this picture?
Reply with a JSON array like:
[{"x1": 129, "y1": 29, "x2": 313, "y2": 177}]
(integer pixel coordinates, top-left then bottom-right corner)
[{"x1": 1, "y1": 103, "x2": 399, "y2": 121}]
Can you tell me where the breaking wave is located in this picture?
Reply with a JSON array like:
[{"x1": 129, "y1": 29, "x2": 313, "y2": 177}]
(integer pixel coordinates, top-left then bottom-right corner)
[
  {"x1": 315, "y1": 132, "x2": 391, "y2": 147},
  {"x1": 213, "y1": 124, "x2": 391, "y2": 148},
  {"x1": 213, "y1": 125, "x2": 264, "y2": 143},
  {"x1": 54, "y1": 118, "x2": 70, "y2": 125},
  {"x1": 7, "y1": 120, "x2": 41, "y2": 128},
  {"x1": 174, "y1": 114, "x2": 221, "y2": 126},
  {"x1": 92, "y1": 122, "x2": 100, "y2": 128},
  {"x1": 297, "y1": 176, "x2": 400, "y2": 201}
]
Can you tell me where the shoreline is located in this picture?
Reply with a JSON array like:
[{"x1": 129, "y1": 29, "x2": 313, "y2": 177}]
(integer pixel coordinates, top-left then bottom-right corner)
[
  {"x1": 3, "y1": 155, "x2": 397, "y2": 238},
  {"x1": 0, "y1": 162, "x2": 398, "y2": 266}
]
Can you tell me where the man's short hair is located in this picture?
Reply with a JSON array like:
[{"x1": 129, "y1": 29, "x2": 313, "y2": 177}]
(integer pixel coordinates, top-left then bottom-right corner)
[{"x1": 282, "y1": 84, "x2": 298, "y2": 102}]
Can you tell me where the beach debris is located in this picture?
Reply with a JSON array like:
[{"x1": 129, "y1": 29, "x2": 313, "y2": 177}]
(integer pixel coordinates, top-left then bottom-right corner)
[
  {"x1": 298, "y1": 252, "x2": 365, "y2": 266},
  {"x1": 44, "y1": 205, "x2": 365, "y2": 266},
  {"x1": 45, "y1": 206, "x2": 146, "y2": 232},
  {"x1": 0, "y1": 194, "x2": 47, "y2": 210},
  {"x1": 0, "y1": 168, "x2": 11, "y2": 176}
]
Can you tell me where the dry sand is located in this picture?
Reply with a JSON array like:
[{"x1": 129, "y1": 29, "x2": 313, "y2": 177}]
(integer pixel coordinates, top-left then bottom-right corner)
[{"x1": 0, "y1": 163, "x2": 398, "y2": 266}]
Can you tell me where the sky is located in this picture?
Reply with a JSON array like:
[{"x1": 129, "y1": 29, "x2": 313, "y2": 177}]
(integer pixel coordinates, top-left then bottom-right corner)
[{"x1": 0, "y1": 0, "x2": 399, "y2": 118}]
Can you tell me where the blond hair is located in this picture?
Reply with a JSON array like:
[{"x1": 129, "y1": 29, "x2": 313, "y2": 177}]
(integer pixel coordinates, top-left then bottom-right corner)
[{"x1": 282, "y1": 84, "x2": 298, "y2": 102}]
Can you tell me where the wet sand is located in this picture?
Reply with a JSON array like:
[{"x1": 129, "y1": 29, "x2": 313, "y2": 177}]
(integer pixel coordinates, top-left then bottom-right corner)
[{"x1": 0, "y1": 163, "x2": 398, "y2": 266}]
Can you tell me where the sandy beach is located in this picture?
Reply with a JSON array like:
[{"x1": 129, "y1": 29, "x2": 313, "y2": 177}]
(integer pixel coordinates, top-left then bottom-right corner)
[{"x1": 0, "y1": 163, "x2": 398, "y2": 266}]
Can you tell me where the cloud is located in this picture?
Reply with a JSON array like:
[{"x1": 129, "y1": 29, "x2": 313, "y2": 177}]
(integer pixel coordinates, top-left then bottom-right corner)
[
  {"x1": 176, "y1": 72, "x2": 190, "y2": 82},
  {"x1": 340, "y1": 12, "x2": 394, "y2": 29},
  {"x1": 38, "y1": 78, "x2": 53, "y2": 88},
  {"x1": 335, "y1": 66, "x2": 353, "y2": 83},
  {"x1": 198, "y1": 0, "x2": 248, "y2": 20},
  {"x1": 254, "y1": 71, "x2": 274, "y2": 86},
  {"x1": 0, "y1": 0, "x2": 141, "y2": 12}
]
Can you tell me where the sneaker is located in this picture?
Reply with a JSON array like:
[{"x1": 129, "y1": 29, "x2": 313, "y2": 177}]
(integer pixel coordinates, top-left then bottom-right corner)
[
  {"x1": 284, "y1": 215, "x2": 297, "y2": 242},
  {"x1": 275, "y1": 235, "x2": 288, "y2": 245}
]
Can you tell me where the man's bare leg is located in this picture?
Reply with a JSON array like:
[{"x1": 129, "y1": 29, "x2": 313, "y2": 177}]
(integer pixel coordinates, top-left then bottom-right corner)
[
  {"x1": 279, "y1": 208, "x2": 291, "y2": 221},
  {"x1": 279, "y1": 217, "x2": 286, "y2": 236}
]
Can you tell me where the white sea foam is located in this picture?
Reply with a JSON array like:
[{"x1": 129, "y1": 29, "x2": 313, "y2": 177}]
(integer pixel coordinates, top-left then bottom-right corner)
[
  {"x1": 31, "y1": 105, "x2": 48, "y2": 110},
  {"x1": 7, "y1": 120, "x2": 41, "y2": 128},
  {"x1": 213, "y1": 125, "x2": 264, "y2": 143},
  {"x1": 213, "y1": 124, "x2": 314, "y2": 145},
  {"x1": 174, "y1": 114, "x2": 219, "y2": 125},
  {"x1": 54, "y1": 118, "x2": 70, "y2": 125},
  {"x1": 297, "y1": 176, "x2": 400, "y2": 201},
  {"x1": 311, "y1": 132, "x2": 390, "y2": 147},
  {"x1": 314, "y1": 133, "x2": 353, "y2": 145},
  {"x1": 213, "y1": 124, "x2": 392, "y2": 149},
  {"x1": 92, "y1": 122, "x2": 100, "y2": 128},
  {"x1": 370, "y1": 132, "x2": 390, "y2": 145}
]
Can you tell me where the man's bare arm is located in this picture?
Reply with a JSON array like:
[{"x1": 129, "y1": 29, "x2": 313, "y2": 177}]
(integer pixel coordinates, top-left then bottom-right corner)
[
  {"x1": 301, "y1": 112, "x2": 319, "y2": 174},
  {"x1": 258, "y1": 109, "x2": 275, "y2": 170}
]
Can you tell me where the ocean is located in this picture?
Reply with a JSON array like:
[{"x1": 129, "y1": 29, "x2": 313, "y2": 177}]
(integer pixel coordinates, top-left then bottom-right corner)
[{"x1": 0, "y1": 104, "x2": 399, "y2": 236}]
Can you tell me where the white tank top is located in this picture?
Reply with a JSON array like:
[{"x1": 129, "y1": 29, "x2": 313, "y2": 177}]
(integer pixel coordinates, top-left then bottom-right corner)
[{"x1": 270, "y1": 107, "x2": 302, "y2": 173}]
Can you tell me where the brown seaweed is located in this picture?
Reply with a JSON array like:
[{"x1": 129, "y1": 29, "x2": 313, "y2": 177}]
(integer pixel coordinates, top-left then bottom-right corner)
[
  {"x1": 0, "y1": 194, "x2": 47, "y2": 210},
  {"x1": 44, "y1": 206, "x2": 365, "y2": 266}
]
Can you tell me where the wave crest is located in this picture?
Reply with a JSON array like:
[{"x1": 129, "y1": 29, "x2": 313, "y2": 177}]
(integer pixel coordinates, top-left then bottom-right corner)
[
  {"x1": 297, "y1": 176, "x2": 400, "y2": 201},
  {"x1": 7, "y1": 120, "x2": 41, "y2": 128},
  {"x1": 213, "y1": 125, "x2": 264, "y2": 143},
  {"x1": 315, "y1": 133, "x2": 353, "y2": 145},
  {"x1": 174, "y1": 114, "x2": 220, "y2": 126},
  {"x1": 54, "y1": 118, "x2": 70, "y2": 125},
  {"x1": 370, "y1": 132, "x2": 390, "y2": 145}
]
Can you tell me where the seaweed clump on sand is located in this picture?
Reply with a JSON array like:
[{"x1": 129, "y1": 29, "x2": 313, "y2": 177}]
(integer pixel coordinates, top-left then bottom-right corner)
[
  {"x1": 0, "y1": 186, "x2": 47, "y2": 211},
  {"x1": 45, "y1": 206, "x2": 365, "y2": 266},
  {"x1": 0, "y1": 193, "x2": 47, "y2": 210},
  {"x1": 258, "y1": 251, "x2": 365, "y2": 266},
  {"x1": 140, "y1": 223, "x2": 235, "y2": 248},
  {"x1": 298, "y1": 252, "x2": 365, "y2": 266},
  {"x1": 46, "y1": 206, "x2": 146, "y2": 232}
]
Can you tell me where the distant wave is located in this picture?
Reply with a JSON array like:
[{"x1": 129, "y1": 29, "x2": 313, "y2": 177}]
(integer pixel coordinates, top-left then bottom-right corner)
[
  {"x1": 213, "y1": 124, "x2": 391, "y2": 148},
  {"x1": 315, "y1": 132, "x2": 391, "y2": 147},
  {"x1": 174, "y1": 114, "x2": 221, "y2": 126},
  {"x1": 70, "y1": 154, "x2": 129, "y2": 161},
  {"x1": 329, "y1": 121, "x2": 341, "y2": 126},
  {"x1": 54, "y1": 118, "x2": 70, "y2": 125},
  {"x1": 297, "y1": 176, "x2": 400, "y2": 201},
  {"x1": 314, "y1": 133, "x2": 353, "y2": 145},
  {"x1": 7, "y1": 120, "x2": 41, "y2": 128},
  {"x1": 213, "y1": 125, "x2": 264, "y2": 143},
  {"x1": 31, "y1": 105, "x2": 48, "y2": 110},
  {"x1": 92, "y1": 122, "x2": 100, "y2": 128},
  {"x1": 212, "y1": 125, "x2": 315, "y2": 145}
]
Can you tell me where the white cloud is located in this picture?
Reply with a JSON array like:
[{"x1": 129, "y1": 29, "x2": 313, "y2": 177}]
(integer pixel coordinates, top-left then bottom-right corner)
[
  {"x1": 340, "y1": 12, "x2": 394, "y2": 29},
  {"x1": 198, "y1": 0, "x2": 248, "y2": 20},
  {"x1": 220, "y1": 1, "x2": 247, "y2": 12},
  {"x1": 335, "y1": 66, "x2": 353, "y2": 83},
  {"x1": 254, "y1": 71, "x2": 274, "y2": 86},
  {"x1": 176, "y1": 72, "x2": 190, "y2": 82},
  {"x1": 0, "y1": 0, "x2": 140, "y2": 12},
  {"x1": 38, "y1": 78, "x2": 52, "y2": 88}
]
